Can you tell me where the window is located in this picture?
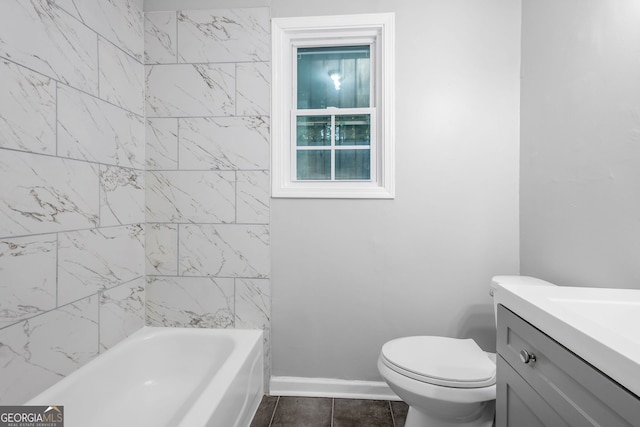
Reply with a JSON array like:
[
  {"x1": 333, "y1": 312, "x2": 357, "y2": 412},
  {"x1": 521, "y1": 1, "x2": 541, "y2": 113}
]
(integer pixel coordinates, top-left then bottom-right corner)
[{"x1": 272, "y1": 13, "x2": 395, "y2": 198}]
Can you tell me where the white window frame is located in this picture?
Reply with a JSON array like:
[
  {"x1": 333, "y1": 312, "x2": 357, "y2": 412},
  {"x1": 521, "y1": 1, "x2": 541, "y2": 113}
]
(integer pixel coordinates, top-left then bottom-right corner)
[{"x1": 271, "y1": 13, "x2": 395, "y2": 199}]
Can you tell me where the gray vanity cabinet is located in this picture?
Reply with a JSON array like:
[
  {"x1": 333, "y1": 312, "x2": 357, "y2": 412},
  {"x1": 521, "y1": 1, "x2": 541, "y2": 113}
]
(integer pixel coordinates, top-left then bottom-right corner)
[{"x1": 496, "y1": 305, "x2": 640, "y2": 427}]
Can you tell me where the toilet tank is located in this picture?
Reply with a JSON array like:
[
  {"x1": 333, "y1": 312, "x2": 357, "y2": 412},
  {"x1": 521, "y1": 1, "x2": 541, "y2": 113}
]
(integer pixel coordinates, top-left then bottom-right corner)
[{"x1": 489, "y1": 275, "x2": 556, "y2": 324}]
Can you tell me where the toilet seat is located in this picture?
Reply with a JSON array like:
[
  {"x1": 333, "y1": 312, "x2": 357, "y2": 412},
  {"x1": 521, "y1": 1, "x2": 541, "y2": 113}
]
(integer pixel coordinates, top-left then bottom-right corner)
[{"x1": 380, "y1": 336, "x2": 496, "y2": 388}]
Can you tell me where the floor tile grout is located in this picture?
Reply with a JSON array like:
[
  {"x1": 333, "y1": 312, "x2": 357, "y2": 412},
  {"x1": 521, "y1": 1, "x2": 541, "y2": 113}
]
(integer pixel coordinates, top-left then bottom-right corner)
[
  {"x1": 267, "y1": 395, "x2": 279, "y2": 427},
  {"x1": 330, "y1": 398, "x2": 334, "y2": 427},
  {"x1": 389, "y1": 401, "x2": 395, "y2": 427}
]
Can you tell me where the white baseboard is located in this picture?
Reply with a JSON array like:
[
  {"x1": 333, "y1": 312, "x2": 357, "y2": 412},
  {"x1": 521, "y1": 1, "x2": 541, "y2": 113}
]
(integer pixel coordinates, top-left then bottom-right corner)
[{"x1": 269, "y1": 376, "x2": 401, "y2": 401}]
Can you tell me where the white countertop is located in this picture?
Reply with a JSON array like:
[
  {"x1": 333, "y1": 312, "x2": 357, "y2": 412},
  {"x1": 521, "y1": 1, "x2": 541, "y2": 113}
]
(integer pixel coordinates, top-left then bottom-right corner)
[{"x1": 494, "y1": 282, "x2": 640, "y2": 397}]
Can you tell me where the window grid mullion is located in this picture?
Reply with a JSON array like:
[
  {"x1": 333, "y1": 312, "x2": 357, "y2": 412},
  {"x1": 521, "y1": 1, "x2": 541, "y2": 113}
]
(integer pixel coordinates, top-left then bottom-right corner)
[
  {"x1": 330, "y1": 114, "x2": 336, "y2": 181},
  {"x1": 294, "y1": 146, "x2": 370, "y2": 150}
]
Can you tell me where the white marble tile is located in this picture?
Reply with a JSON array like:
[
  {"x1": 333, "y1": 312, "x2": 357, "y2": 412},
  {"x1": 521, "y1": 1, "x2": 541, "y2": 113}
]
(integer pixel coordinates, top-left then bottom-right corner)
[
  {"x1": 179, "y1": 224, "x2": 269, "y2": 278},
  {"x1": 146, "y1": 171, "x2": 236, "y2": 223},
  {"x1": 99, "y1": 38, "x2": 144, "y2": 116},
  {"x1": 146, "y1": 276, "x2": 234, "y2": 328},
  {"x1": 236, "y1": 278, "x2": 271, "y2": 388},
  {"x1": 145, "y1": 223, "x2": 178, "y2": 276},
  {"x1": 0, "y1": 0, "x2": 98, "y2": 94},
  {"x1": 58, "y1": 85, "x2": 145, "y2": 169},
  {"x1": 177, "y1": 8, "x2": 270, "y2": 63},
  {"x1": 146, "y1": 118, "x2": 178, "y2": 170},
  {"x1": 100, "y1": 166, "x2": 145, "y2": 227},
  {"x1": 0, "y1": 59, "x2": 56, "y2": 155},
  {"x1": 58, "y1": 225, "x2": 145, "y2": 306},
  {"x1": 237, "y1": 170, "x2": 270, "y2": 224},
  {"x1": 0, "y1": 235, "x2": 57, "y2": 329},
  {"x1": 54, "y1": 0, "x2": 144, "y2": 62},
  {"x1": 145, "y1": 11, "x2": 177, "y2": 64},
  {"x1": 99, "y1": 278, "x2": 144, "y2": 352},
  {"x1": 146, "y1": 63, "x2": 235, "y2": 117},
  {"x1": 179, "y1": 117, "x2": 269, "y2": 170},
  {"x1": 237, "y1": 61, "x2": 270, "y2": 116},
  {"x1": 235, "y1": 278, "x2": 270, "y2": 330},
  {"x1": 0, "y1": 296, "x2": 99, "y2": 405},
  {"x1": 0, "y1": 151, "x2": 99, "y2": 237}
]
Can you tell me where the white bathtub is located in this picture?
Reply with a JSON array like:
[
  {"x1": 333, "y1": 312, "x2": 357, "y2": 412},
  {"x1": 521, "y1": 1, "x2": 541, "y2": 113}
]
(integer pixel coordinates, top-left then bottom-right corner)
[{"x1": 27, "y1": 327, "x2": 263, "y2": 427}]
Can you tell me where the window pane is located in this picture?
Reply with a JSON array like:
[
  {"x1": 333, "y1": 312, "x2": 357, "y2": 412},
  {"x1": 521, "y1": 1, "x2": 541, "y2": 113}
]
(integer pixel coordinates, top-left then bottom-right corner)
[
  {"x1": 335, "y1": 115, "x2": 370, "y2": 146},
  {"x1": 297, "y1": 45, "x2": 370, "y2": 109},
  {"x1": 335, "y1": 149, "x2": 370, "y2": 180},
  {"x1": 296, "y1": 116, "x2": 331, "y2": 146},
  {"x1": 297, "y1": 150, "x2": 331, "y2": 180}
]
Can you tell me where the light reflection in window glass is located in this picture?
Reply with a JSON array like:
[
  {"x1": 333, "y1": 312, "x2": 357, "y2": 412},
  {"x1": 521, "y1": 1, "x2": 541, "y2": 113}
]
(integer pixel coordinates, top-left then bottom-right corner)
[{"x1": 297, "y1": 45, "x2": 370, "y2": 109}]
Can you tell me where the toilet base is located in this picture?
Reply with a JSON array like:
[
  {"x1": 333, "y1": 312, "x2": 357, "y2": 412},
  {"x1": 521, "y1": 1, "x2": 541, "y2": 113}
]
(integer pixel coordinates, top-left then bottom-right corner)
[{"x1": 404, "y1": 400, "x2": 495, "y2": 427}]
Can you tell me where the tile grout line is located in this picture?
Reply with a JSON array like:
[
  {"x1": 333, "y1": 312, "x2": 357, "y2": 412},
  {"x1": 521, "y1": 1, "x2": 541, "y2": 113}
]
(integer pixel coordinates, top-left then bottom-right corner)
[
  {"x1": 55, "y1": 81, "x2": 59, "y2": 157},
  {"x1": 267, "y1": 396, "x2": 279, "y2": 427},
  {"x1": 55, "y1": 233, "x2": 59, "y2": 308},
  {"x1": 330, "y1": 398, "x2": 334, "y2": 427},
  {"x1": 389, "y1": 401, "x2": 396, "y2": 427}
]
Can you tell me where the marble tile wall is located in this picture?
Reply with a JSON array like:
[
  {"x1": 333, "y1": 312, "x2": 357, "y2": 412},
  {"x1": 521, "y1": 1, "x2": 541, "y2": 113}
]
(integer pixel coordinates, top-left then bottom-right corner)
[
  {"x1": 0, "y1": 0, "x2": 145, "y2": 404},
  {"x1": 144, "y1": 7, "x2": 272, "y2": 382}
]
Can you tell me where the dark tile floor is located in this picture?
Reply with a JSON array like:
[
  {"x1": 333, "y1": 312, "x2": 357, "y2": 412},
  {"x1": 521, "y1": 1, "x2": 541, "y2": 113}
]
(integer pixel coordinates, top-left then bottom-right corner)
[{"x1": 250, "y1": 395, "x2": 409, "y2": 427}]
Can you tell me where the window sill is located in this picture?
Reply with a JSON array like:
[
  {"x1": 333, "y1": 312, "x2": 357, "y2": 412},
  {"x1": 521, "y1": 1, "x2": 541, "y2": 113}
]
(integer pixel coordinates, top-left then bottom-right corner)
[{"x1": 272, "y1": 181, "x2": 394, "y2": 199}]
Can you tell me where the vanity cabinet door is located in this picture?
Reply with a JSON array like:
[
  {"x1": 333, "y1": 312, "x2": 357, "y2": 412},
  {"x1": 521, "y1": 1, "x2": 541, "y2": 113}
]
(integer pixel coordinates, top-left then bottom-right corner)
[
  {"x1": 496, "y1": 355, "x2": 569, "y2": 427},
  {"x1": 497, "y1": 305, "x2": 640, "y2": 427}
]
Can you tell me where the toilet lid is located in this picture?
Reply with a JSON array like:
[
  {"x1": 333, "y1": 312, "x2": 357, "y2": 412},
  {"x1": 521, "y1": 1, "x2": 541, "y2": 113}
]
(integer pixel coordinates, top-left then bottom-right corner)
[{"x1": 381, "y1": 336, "x2": 496, "y2": 388}]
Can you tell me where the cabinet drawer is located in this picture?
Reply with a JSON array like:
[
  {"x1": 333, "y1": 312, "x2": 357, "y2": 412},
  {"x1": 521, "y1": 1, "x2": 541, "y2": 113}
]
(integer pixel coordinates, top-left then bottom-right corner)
[
  {"x1": 497, "y1": 355, "x2": 569, "y2": 427},
  {"x1": 497, "y1": 305, "x2": 640, "y2": 427}
]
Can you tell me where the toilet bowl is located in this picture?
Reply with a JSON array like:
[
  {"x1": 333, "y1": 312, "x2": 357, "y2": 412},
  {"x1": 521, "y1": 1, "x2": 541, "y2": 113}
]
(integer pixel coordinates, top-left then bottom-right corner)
[{"x1": 377, "y1": 276, "x2": 555, "y2": 427}]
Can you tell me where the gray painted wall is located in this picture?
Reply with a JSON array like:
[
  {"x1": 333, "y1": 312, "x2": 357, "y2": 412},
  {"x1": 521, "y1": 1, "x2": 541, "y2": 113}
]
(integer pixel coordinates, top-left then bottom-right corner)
[
  {"x1": 143, "y1": 0, "x2": 522, "y2": 383},
  {"x1": 520, "y1": 0, "x2": 640, "y2": 289},
  {"x1": 270, "y1": 0, "x2": 521, "y2": 381}
]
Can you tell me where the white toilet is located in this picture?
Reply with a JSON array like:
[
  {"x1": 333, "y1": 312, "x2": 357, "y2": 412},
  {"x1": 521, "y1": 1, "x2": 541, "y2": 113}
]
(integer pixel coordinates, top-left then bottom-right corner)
[{"x1": 377, "y1": 276, "x2": 554, "y2": 427}]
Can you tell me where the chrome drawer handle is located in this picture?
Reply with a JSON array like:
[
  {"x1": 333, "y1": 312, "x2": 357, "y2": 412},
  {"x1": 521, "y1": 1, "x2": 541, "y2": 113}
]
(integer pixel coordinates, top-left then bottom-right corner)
[{"x1": 520, "y1": 349, "x2": 537, "y2": 364}]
